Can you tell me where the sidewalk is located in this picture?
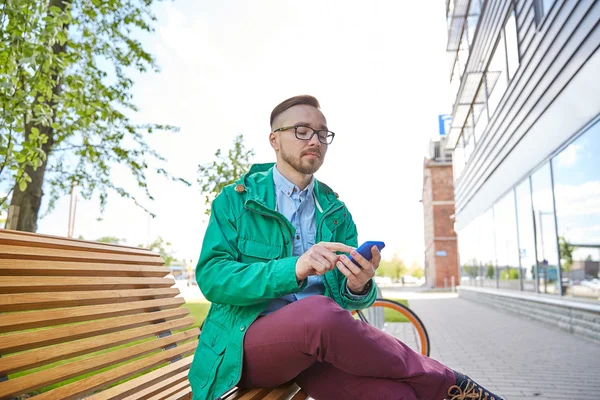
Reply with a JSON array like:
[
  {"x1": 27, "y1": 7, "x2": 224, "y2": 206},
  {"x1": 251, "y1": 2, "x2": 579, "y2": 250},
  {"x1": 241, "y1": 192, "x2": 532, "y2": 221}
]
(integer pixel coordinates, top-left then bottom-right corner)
[{"x1": 407, "y1": 296, "x2": 600, "y2": 400}]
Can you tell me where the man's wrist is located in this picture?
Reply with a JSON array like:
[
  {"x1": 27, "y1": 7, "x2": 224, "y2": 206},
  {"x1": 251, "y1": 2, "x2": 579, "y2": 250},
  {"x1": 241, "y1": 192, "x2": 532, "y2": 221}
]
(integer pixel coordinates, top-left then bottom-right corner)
[{"x1": 348, "y1": 279, "x2": 372, "y2": 295}]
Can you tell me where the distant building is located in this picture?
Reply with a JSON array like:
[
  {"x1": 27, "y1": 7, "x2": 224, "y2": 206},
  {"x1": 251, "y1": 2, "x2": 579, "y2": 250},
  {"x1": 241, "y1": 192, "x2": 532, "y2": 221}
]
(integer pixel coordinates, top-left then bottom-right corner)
[
  {"x1": 444, "y1": 0, "x2": 600, "y2": 299},
  {"x1": 422, "y1": 138, "x2": 459, "y2": 289}
]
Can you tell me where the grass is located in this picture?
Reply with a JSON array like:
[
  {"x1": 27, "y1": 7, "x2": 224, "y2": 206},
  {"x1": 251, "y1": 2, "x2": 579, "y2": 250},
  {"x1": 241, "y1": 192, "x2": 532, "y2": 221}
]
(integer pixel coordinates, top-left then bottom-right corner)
[
  {"x1": 185, "y1": 301, "x2": 211, "y2": 328},
  {"x1": 382, "y1": 298, "x2": 410, "y2": 323}
]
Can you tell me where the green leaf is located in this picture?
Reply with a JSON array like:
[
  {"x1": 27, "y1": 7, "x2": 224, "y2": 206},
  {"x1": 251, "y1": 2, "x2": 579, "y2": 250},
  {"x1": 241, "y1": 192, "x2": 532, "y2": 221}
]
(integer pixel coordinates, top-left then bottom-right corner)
[
  {"x1": 57, "y1": 31, "x2": 68, "y2": 46},
  {"x1": 19, "y1": 181, "x2": 27, "y2": 192}
]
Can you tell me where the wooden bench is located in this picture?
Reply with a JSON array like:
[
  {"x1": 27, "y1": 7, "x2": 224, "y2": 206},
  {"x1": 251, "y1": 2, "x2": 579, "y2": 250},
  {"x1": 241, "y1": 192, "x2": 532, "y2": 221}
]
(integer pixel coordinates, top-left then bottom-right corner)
[{"x1": 0, "y1": 229, "x2": 307, "y2": 400}]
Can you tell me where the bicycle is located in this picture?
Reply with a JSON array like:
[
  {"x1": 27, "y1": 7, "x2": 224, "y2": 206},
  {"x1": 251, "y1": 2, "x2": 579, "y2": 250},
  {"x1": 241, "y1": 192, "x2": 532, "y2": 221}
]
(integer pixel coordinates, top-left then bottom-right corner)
[{"x1": 353, "y1": 298, "x2": 430, "y2": 357}]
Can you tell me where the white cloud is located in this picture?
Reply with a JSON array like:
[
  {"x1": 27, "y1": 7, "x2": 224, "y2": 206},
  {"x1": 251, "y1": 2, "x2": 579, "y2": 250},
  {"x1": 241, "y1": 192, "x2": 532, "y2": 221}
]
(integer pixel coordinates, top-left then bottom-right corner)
[{"x1": 555, "y1": 143, "x2": 580, "y2": 167}]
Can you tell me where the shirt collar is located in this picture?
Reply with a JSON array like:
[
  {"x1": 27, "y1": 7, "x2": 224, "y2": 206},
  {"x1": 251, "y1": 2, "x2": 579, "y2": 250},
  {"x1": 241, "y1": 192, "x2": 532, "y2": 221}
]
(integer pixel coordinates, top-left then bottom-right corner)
[{"x1": 273, "y1": 165, "x2": 315, "y2": 198}]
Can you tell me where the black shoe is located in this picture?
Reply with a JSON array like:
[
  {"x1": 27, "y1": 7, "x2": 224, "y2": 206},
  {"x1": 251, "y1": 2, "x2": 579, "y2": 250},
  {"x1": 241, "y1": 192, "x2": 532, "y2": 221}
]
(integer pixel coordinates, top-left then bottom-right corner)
[{"x1": 447, "y1": 372, "x2": 504, "y2": 400}]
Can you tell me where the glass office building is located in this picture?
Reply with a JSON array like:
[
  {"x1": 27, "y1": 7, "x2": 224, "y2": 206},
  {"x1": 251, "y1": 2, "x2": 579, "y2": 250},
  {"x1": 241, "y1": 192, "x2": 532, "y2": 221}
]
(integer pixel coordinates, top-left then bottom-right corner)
[{"x1": 445, "y1": 0, "x2": 600, "y2": 300}]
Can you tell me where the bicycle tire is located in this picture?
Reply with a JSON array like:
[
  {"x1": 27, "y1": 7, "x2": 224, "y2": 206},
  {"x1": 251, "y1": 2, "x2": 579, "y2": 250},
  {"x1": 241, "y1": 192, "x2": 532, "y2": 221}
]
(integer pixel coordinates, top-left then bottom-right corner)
[{"x1": 353, "y1": 298, "x2": 430, "y2": 357}]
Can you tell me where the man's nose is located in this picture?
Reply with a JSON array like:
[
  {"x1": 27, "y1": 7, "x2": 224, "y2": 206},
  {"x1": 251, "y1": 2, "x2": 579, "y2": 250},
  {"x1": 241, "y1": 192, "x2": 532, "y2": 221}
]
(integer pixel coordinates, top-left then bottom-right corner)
[{"x1": 308, "y1": 133, "x2": 321, "y2": 147}]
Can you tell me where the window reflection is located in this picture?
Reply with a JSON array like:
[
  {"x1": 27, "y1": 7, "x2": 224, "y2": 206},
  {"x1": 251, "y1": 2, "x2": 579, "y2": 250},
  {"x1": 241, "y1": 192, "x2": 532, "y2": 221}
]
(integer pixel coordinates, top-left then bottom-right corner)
[
  {"x1": 531, "y1": 163, "x2": 561, "y2": 295},
  {"x1": 494, "y1": 190, "x2": 520, "y2": 289},
  {"x1": 515, "y1": 178, "x2": 538, "y2": 292},
  {"x1": 553, "y1": 120, "x2": 600, "y2": 299},
  {"x1": 466, "y1": 0, "x2": 482, "y2": 47},
  {"x1": 479, "y1": 209, "x2": 497, "y2": 288}
]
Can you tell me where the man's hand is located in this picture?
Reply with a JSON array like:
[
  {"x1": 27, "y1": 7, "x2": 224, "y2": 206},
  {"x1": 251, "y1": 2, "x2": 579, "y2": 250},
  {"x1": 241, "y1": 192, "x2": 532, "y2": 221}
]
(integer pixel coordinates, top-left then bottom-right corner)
[
  {"x1": 336, "y1": 246, "x2": 381, "y2": 293},
  {"x1": 296, "y1": 242, "x2": 355, "y2": 282}
]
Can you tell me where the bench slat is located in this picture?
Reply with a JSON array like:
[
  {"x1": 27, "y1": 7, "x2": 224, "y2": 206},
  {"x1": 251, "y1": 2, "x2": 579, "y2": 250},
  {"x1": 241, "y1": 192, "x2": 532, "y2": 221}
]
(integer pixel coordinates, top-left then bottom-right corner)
[
  {"x1": 262, "y1": 383, "x2": 302, "y2": 400},
  {"x1": 0, "y1": 308, "x2": 190, "y2": 354},
  {"x1": 0, "y1": 276, "x2": 174, "y2": 293},
  {"x1": 0, "y1": 288, "x2": 180, "y2": 312},
  {"x1": 89, "y1": 358, "x2": 193, "y2": 400},
  {"x1": 0, "y1": 244, "x2": 164, "y2": 265},
  {"x1": 32, "y1": 342, "x2": 198, "y2": 400},
  {"x1": 0, "y1": 298, "x2": 185, "y2": 333},
  {"x1": 224, "y1": 384, "x2": 302, "y2": 400},
  {"x1": 0, "y1": 259, "x2": 169, "y2": 277},
  {"x1": 0, "y1": 230, "x2": 156, "y2": 255},
  {"x1": 145, "y1": 380, "x2": 190, "y2": 400},
  {"x1": 1, "y1": 317, "x2": 195, "y2": 375},
  {"x1": 161, "y1": 386, "x2": 192, "y2": 400},
  {"x1": 234, "y1": 388, "x2": 272, "y2": 400},
  {"x1": 289, "y1": 391, "x2": 308, "y2": 400},
  {"x1": 0, "y1": 331, "x2": 199, "y2": 399}
]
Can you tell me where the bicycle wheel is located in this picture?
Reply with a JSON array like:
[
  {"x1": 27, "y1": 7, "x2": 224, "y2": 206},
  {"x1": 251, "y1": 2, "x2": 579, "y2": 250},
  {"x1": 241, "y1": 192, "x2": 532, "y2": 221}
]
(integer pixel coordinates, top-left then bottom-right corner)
[{"x1": 352, "y1": 299, "x2": 430, "y2": 357}]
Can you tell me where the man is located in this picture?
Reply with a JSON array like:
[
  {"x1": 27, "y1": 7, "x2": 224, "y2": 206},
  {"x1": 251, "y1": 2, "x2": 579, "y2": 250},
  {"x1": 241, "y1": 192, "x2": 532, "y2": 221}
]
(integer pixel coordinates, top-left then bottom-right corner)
[{"x1": 188, "y1": 95, "x2": 504, "y2": 400}]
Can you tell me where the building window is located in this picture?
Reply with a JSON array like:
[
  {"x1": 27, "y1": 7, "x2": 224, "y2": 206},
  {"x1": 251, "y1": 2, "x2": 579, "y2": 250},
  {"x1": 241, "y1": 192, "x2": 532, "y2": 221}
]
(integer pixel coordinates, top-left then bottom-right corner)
[
  {"x1": 466, "y1": 0, "x2": 482, "y2": 47},
  {"x1": 462, "y1": 113, "x2": 475, "y2": 163},
  {"x1": 453, "y1": 138, "x2": 465, "y2": 183},
  {"x1": 534, "y1": 0, "x2": 557, "y2": 27},
  {"x1": 494, "y1": 190, "x2": 520, "y2": 290},
  {"x1": 505, "y1": 11, "x2": 520, "y2": 80},
  {"x1": 531, "y1": 162, "x2": 561, "y2": 295},
  {"x1": 516, "y1": 178, "x2": 538, "y2": 292},
  {"x1": 552, "y1": 120, "x2": 600, "y2": 299},
  {"x1": 485, "y1": 9, "x2": 520, "y2": 119},
  {"x1": 479, "y1": 208, "x2": 497, "y2": 288}
]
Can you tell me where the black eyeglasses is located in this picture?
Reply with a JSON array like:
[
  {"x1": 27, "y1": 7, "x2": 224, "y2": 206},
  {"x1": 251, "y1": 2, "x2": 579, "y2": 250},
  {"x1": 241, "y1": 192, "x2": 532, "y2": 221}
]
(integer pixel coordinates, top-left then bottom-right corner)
[{"x1": 273, "y1": 125, "x2": 335, "y2": 145}]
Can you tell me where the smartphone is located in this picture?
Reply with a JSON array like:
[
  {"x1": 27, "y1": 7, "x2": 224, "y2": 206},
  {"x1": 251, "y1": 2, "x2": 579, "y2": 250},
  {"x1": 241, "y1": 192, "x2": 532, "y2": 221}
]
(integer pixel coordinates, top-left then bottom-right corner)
[{"x1": 348, "y1": 241, "x2": 385, "y2": 267}]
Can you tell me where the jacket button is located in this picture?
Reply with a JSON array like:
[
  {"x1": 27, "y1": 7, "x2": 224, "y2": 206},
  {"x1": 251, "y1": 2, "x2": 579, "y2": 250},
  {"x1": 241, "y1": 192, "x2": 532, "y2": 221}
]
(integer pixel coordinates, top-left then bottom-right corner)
[
  {"x1": 240, "y1": 325, "x2": 246, "y2": 331},
  {"x1": 234, "y1": 184, "x2": 246, "y2": 193},
  {"x1": 334, "y1": 220, "x2": 338, "y2": 225}
]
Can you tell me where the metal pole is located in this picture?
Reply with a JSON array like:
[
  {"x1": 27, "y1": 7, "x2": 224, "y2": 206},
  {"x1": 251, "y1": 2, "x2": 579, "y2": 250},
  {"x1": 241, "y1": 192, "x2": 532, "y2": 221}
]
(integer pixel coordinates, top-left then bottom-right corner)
[{"x1": 529, "y1": 177, "x2": 540, "y2": 294}]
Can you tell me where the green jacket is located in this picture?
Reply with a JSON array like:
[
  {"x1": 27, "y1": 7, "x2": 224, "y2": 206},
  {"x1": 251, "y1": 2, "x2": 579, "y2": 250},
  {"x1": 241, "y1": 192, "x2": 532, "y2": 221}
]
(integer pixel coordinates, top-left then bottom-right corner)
[{"x1": 188, "y1": 163, "x2": 377, "y2": 400}]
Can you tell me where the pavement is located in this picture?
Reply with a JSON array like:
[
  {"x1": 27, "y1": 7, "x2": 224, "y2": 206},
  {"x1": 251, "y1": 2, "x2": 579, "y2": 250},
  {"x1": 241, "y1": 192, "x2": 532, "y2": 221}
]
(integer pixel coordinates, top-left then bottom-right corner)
[{"x1": 406, "y1": 295, "x2": 600, "y2": 400}]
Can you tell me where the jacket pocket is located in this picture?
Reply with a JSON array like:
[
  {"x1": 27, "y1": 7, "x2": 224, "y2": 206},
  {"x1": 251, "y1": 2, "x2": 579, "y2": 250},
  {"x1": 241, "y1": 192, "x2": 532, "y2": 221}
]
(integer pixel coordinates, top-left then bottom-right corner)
[
  {"x1": 238, "y1": 238, "x2": 282, "y2": 262},
  {"x1": 196, "y1": 319, "x2": 228, "y2": 388}
]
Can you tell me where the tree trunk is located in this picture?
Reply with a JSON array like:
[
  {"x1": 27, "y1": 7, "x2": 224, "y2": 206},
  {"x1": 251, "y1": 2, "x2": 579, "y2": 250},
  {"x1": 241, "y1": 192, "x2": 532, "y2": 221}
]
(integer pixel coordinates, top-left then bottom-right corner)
[{"x1": 7, "y1": 0, "x2": 69, "y2": 232}]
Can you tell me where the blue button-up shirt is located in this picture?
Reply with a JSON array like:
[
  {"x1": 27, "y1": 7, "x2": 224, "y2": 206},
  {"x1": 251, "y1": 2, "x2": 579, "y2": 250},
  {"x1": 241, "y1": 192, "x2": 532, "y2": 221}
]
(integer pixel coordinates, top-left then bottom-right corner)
[
  {"x1": 261, "y1": 167, "x2": 324, "y2": 315},
  {"x1": 261, "y1": 167, "x2": 365, "y2": 316}
]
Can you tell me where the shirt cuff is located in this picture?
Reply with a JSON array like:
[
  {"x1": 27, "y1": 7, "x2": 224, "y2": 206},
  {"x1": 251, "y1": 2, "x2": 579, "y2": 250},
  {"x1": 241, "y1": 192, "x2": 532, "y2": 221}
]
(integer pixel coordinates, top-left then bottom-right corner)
[{"x1": 345, "y1": 281, "x2": 369, "y2": 299}]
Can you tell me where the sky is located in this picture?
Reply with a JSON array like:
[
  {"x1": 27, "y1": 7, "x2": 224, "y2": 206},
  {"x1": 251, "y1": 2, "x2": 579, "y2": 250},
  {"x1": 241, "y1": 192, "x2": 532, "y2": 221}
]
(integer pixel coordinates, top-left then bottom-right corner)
[{"x1": 34, "y1": 0, "x2": 453, "y2": 266}]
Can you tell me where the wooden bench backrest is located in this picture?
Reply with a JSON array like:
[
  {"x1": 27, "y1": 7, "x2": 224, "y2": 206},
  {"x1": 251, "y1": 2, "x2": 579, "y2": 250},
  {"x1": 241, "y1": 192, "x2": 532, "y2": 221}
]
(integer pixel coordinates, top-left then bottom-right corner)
[{"x1": 0, "y1": 229, "x2": 199, "y2": 400}]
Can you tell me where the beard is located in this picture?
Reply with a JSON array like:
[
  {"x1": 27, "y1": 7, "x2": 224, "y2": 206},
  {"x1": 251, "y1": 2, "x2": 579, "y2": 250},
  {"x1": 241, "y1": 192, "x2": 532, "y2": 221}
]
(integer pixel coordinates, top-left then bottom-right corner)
[{"x1": 280, "y1": 146, "x2": 324, "y2": 175}]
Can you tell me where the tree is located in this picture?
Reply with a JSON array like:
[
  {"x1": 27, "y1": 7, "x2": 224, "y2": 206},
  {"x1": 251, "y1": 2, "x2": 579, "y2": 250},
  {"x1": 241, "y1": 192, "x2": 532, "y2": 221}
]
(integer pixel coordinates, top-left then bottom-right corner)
[
  {"x1": 1, "y1": 0, "x2": 188, "y2": 232},
  {"x1": 486, "y1": 264, "x2": 495, "y2": 279},
  {"x1": 375, "y1": 254, "x2": 406, "y2": 282},
  {"x1": 197, "y1": 134, "x2": 254, "y2": 215},
  {"x1": 140, "y1": 236, "x2": 177, "y2": 266},
  {"x1": 558, "y1": 236, "x2": 577, "y2": 272}
]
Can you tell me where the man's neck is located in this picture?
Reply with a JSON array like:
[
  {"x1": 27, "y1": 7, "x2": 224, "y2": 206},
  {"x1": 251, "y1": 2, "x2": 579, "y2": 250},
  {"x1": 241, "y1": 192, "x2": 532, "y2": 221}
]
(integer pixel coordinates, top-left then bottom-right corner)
[{"x1": 275, "y1": 162, "x2": 313, "y2": 191}]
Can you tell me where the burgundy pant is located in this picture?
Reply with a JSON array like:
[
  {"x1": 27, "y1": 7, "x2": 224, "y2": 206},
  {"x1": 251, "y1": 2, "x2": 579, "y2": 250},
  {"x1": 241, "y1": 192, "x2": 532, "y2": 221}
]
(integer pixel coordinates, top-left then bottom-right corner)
[{"x1": 239, "y1": 296, "x2": 455, "y2": 400}]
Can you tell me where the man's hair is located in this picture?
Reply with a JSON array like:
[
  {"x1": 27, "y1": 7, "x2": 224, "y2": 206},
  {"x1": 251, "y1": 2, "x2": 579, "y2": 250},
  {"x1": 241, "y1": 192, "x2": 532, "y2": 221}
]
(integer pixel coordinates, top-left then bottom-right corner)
[{"x1": 270, "y1": 95, "x2": 321, "y2": 128}]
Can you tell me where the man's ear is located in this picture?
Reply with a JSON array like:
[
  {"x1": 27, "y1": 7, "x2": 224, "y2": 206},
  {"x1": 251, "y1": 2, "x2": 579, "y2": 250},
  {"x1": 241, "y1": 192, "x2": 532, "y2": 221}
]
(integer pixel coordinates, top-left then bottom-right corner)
[{"x1": 269, "y1": 132, "x2": 279, "y2": 151}]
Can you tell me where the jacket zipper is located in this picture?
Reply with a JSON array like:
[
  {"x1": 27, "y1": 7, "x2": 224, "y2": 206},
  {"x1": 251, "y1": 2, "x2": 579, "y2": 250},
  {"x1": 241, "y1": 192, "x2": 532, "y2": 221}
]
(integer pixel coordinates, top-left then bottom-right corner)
[
  {"x1": 318, "y1": 203, "x2": 344, "y2": 296},
  {"x1": 219, "y1": 200, "x2": 294, "y2": 398}
]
